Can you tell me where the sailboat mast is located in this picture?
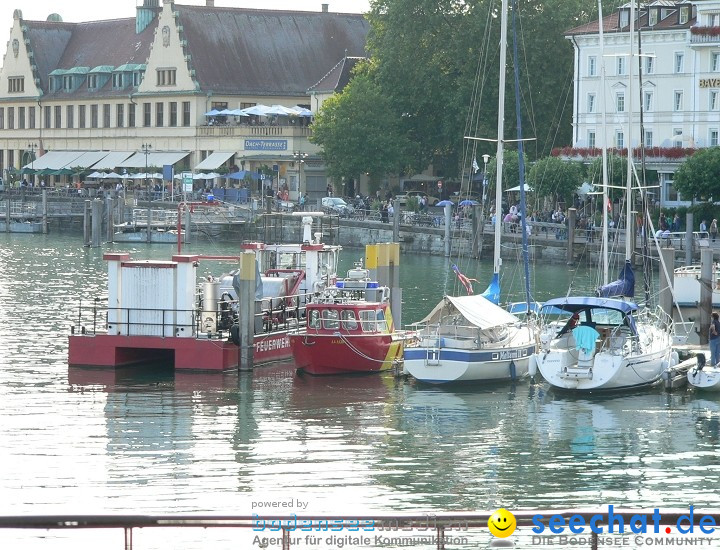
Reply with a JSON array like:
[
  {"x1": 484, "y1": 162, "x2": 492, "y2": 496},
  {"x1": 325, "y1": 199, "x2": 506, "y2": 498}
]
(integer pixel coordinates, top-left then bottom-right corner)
[
  {"x1": 493, "y1": 0, "x2": 509, "y2": 276},
  {"x1": 598, "y1": 0, "x2": 609, "y2": 286},
  {"x1": 511, "y1": 0, "x2": 531, "y2": 310},
  {"x1": 625, "y1": 0, "x2": 636, "y2": 262}
]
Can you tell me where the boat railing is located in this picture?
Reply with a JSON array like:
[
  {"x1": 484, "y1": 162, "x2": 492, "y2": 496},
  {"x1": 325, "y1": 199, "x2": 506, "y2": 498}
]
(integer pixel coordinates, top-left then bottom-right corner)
[
  {"x1": 1, "y1": 510, "x2": 717, "y2": 549},
  {"x1": 253, "y1": 291, "x2": 313, "y2": 334}
]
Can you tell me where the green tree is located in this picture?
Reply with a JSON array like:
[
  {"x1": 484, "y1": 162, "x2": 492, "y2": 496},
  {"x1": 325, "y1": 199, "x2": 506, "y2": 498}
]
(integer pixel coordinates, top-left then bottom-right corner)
[
  {"x1": 310, "y1": 70, "x2": 410, "y2": 183},
  {"x1": 528, "y1": 156, "x2": 584, "y2": 206},
  {"x1": 587, "y1": 154, "x2": 628, "y2": 203},
  {"x1": 672, "y1": 148, "x2": 720, "y2": 201}
]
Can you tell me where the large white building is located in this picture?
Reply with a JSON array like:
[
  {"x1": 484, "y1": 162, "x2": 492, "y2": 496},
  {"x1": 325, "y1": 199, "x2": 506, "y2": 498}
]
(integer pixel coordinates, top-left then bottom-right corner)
[
  {"x1": 0, "y1": 0, "x2": 368, "y2": 200},
  {"x1": 566, "y1": 0, "x2": 720, "y2": 206}
]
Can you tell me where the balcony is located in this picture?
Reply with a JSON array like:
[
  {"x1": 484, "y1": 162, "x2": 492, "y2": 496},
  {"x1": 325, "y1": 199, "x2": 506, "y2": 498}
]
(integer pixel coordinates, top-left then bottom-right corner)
[
  {"x1": 689, "y1": 26, "x2": 720, "y2": 46},
  {"x1": 196, "y1": 124, "x2": 312, "y2": 138}
]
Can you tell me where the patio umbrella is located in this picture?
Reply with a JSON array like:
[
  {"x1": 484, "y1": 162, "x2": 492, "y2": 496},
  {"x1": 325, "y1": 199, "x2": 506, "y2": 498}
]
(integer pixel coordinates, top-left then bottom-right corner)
[
  {"x1": 265, "y1": 104, "x2": 299, "y2": 115},
  {"x1": 227, "y1": 109, "x2": 249, "y2": 116},
  {"x1": 436, "y1": 200, "x2": 454, "y2": 207},
  {"x1": 87, "y1": 171, "x2": 106, "y2": 179},
  {"x1": 240, "y1": 105, "x2": 271, "y2": 116},
  {"x1": 459, "y1": 199, "x2": 480, "y2": 206},
  {"x1": 204, "y1": 109, "x2": 221, "y2": 116},
  {"x1": 293, "y1": 106, "x2": 313, "y2": 117},
  {"x1": 226, "y1": 170, "x2": 261, "y2": 180}
]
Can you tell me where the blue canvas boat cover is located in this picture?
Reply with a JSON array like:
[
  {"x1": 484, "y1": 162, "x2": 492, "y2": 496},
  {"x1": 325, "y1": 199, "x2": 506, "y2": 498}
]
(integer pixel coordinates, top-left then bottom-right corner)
[
  {"x1": 481, "y1": 272, "x2": 500, "y2": 304},
  {"x1": 597, "y1": 260, "x2": 635, "y2": 298}
]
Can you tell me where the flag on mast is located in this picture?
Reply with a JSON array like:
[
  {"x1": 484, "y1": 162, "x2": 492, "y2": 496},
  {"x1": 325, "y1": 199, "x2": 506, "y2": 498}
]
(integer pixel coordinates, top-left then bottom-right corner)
[
  {"x1": 472, "y1": 157, "x2": 480, "y2": 173},
  {"x1": 452, "y1": 264, "x2": 479, "y2": 295}
]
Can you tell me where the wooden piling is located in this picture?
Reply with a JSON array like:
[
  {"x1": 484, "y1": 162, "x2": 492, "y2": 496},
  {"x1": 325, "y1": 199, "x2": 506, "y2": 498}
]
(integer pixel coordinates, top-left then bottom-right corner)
[
  {"x1": 4, "y1": 198, "x2": 9, "y2": 233},
  {"x1": 91, "y1": 198, "x2": 103, "y2": 248},
  {"x1": 106, "y1": 196, "x2": 114, "y2": 243},
  {"x1": 392, "y1": 199, "x2": 400, "y2": 243},
  {"x1": 566, "y1": 207, "x2": 576, "y2": 265},
  {"x1": 41, "y1": 189, "x2": 48, "y2": 234},
  {"x1": 83, "y1": 200, "x2": 92, "y2": 247},
  {"x1": 699, "y1": 248, "x2": 713, "y2": 345}
]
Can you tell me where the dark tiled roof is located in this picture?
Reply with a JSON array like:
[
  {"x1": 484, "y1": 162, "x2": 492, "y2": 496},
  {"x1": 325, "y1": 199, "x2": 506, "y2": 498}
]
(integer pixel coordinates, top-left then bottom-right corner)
[
  {"x1": 308, "y1": 56, "x2": 364, "y2": 93},
  {"x1": 177, "y1": 5, "x2": 369, "y2": 95},
  {"x1": 565, "y1": 8, "x2": 695, "y2": 36},
  {"x1": 26, "y1": 17, "x2": 157, "y2": 97}
]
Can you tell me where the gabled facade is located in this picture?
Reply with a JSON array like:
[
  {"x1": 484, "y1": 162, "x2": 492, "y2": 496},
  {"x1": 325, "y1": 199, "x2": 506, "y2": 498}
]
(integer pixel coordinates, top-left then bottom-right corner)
[
  {"x1": 566, "y1": 0, "x2": 720, "y2": 206},
  {"x1": 0, "y1": 0, "x2": 369, "y2": 200}
]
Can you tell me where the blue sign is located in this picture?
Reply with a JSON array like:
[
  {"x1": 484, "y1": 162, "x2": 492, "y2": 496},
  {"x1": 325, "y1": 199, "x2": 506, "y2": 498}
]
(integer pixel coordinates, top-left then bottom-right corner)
[{"x1": 244, "y1": 139, "x2": 288, "y2": 151}]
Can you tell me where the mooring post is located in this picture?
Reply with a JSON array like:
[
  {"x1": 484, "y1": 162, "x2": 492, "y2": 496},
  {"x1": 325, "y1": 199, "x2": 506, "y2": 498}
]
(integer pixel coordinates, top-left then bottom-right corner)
[
  {"x1": 41, "y1": 189, "x2": 48, "y2": 234},
  {"x1": 685, "y1": 211, "x2": 694, "y2": 266},
  {"x1": 566, "y1": 207, "x2": 577, "y2": 265},
  {"x1": 658, "y1": 247, "x2": 675, "y2": 321},
  {"x1": 4, "y1": 197, "x2": 10, "y2": 233},
  {"x1": 91, "y1": 198, "x2": 103, "y2": 248},
  {"x1": 376, "y1": 243, "x2": 390, "y2": 290},
  {"x1": 146, "y1": 207, "x2": 152, "y2": 243},
  {"x1": 83, "y1": 199, "x2": 92, "y2": 246},
  {"x1": 444, "y1": 203, "x2": 452, "y2": 257},
  {"x1": 365, "y1": 244, "x2": 378, "y2": 282},
  {"x1": 184, "y1": 206, "x2": 191, "y2": 244},
  {"x1": 106, "y1": 196, "x2": 115, "y2": 243},
  {"x1": 699, "y1": 247, "x2": 713, "y2": 345},
  {"x1": 238, "y1": 251, "x2": 256, "y2": 372},
  {"x1": 388, "y1": 242, "x2": 402, "y2": 330}
]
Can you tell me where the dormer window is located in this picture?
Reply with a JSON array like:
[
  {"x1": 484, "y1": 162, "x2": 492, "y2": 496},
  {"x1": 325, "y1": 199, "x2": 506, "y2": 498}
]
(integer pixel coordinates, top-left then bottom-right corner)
[
  {"x1": 63, "y1": 75, "x2": 72, "y2": 91},
  {"x1": 649, "y1": 9, "x2": 658, "y2": 27},
  {"x1": 680, "y1": 6, "x2": 689, "y2": 25},
  {"x1": 619, "y1": 9, "x2": 629, "y2": 28},
  {"x1": 88, "y1": 74, "x2": 98, "y2": 89},
  {"x1": 8, "y1": 76, "x2": 24, "y2": 93},
  {"x1": 112, "y1": 73, "x2": 123, "y2": 89}
]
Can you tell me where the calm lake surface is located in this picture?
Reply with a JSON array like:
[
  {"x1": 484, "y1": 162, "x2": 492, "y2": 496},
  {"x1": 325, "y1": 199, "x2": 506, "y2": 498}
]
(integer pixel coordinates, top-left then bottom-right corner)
[{"x1": 0, "y1": 230, "x2": 718, "y2": 549}]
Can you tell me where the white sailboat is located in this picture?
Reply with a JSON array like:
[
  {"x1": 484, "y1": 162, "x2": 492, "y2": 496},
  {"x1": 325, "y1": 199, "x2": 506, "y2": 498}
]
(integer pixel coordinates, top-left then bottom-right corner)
[
  {"x1": 403, "y1": 0, "x2": 536, "y2": 385},
  {"x1": 532, "y1": 0, "x2": 677, "y2": 391}
]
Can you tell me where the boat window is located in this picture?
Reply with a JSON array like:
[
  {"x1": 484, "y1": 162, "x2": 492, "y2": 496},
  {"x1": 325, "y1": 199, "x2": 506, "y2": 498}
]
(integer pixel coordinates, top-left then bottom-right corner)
[
  {"x1": 341, "y1": 310, "x2": 358, "y2": 330},
  {"x1": 588, "y1": 308, "x2": 624, "y2": 326},
  {"x1": 376, "y1": 309, "x2": 388, "y2": 332},
  {"x1": 322, "y1": 309, "x2": 340, "y2": 330},
  {"x1": 360, "y1": 310, "x2": 377, "y2": 332},
  {"x1": 309, "y1": 309, "x2": 321, "y2": 329}
]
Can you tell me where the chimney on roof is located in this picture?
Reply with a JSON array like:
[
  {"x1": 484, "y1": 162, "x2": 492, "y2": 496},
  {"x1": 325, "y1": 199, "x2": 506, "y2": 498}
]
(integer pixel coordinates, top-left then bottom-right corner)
[
  {"x1": 207, "y1": 0, "x2": 215, "y2": 6},
  {"x1": 322, "y1": 4, "x2": 329, "y2": 12}
]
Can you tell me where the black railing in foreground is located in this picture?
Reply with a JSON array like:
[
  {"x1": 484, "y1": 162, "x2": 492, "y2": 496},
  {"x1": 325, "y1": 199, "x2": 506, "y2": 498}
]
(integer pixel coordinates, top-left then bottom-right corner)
[{"x1": 0, "y1": 510, "x2": 718, "y2": 550}]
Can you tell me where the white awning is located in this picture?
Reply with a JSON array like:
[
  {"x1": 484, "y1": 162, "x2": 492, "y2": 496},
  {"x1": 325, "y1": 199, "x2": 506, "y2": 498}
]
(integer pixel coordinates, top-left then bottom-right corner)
[
  {"x1": 90, "y1": 151, "x2": 134, "y2": 170},
  {"x1": 24, "y1": 151, "x2": 85, "y2": 170},
  {"x1": 419, "y1": 294, "x2": 518, "y2": 330},
  {"x1": 194, "y1": 151, "x2": 235, "y2": 170},
  {"x1": 118, "y1": 151, "x2": 190, "y2": 168},
  {"x1": 64, "y1": 151, "x2": 113, "y2": 169}
]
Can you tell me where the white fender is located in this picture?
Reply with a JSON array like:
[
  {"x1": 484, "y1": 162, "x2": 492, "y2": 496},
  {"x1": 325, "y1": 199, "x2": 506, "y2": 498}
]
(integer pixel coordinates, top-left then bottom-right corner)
[
  {"x1": 670, "y1": 351, "x2": 679, "y2": 367},
  {"x1": 528, "y1": 354, "x2": 537, "y2": 377}
]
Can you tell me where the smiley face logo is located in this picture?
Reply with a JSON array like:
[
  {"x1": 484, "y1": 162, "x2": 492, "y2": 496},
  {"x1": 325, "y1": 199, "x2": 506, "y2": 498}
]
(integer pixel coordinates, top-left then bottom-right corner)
[{"x1": 488, "y1": 508, "x2": 516, "y2": 538}]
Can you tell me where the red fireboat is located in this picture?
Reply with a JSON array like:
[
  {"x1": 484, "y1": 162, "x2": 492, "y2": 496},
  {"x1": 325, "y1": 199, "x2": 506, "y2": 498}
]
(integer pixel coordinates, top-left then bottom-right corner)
[{"x1": 289, "y1": 264, "x2": 415, "y2": 375}]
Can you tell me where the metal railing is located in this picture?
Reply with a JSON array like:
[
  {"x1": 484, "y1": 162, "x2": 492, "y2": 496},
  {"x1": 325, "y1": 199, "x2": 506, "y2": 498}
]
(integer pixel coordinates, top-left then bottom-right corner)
[{"x1": 0, "y1": 510, "x2": 717, "y2": 550}]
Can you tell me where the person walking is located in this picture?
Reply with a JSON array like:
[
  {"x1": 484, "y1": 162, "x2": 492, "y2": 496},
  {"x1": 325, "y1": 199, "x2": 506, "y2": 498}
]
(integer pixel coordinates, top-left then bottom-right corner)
[
  {"x1": 700, "y1": 219, "x2": 708, "y2": 234},
  {"x1": 710, "y1": 312, "x2": 720, "y2": 367},
  {"x1": 711, "y1": 219, "x2": 718, "y2": 243}
]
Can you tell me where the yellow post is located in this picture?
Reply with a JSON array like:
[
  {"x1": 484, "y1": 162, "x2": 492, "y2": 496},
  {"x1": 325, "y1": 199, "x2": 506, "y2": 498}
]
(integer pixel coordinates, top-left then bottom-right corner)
[
  {"x1": 237, "y1": 251, "x2": 256, "y2": 371},
  {"x1": 365, "y1": 243, "x2": 378, "y2": 281}
]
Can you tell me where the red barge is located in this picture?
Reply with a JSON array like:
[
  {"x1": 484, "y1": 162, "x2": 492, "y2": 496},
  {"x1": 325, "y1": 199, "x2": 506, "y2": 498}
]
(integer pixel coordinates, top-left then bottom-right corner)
[
  {"x1": 68, "y1": 214, "x2": 340, "y2": 370},
  {"x1": 289, "y1": 264, "x2": 415, "y2": 375}
]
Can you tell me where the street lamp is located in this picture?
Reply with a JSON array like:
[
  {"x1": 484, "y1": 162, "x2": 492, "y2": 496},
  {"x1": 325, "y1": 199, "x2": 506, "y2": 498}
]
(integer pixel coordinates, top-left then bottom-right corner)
[
  {"x1": 27, "y1": 142, "x2": 37, "y2": 185},
  {"x1": 293, "y1": 150, "x2": 308, "y2": 201},
  {"x1": 141, "y1": 143, "x2": 152, "y2": 200}
]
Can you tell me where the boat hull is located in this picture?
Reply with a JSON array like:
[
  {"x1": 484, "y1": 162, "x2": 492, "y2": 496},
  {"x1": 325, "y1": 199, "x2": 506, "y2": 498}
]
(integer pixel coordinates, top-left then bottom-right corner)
[
  {"x1": 68, "y1": 330, "x2": 292, "y2": 371},
  {"x1": 688, "y1": 366, "x2": 720, "y2": 391},
  {"x1": 404, "y1": 341, "x2": 535, "y2": 384},
  {"x1": 290, "y1": 333, "x2": 404, "y2": 375}
]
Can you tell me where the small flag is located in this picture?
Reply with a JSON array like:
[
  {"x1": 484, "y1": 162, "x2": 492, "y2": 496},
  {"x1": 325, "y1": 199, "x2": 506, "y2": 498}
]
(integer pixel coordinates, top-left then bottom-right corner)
[
  {"x1": 472, "y1": 157, "x2": 480, "y2": 174},
  {"x1": 452, "y1": 264, "x2": 479, "y2": 295}
]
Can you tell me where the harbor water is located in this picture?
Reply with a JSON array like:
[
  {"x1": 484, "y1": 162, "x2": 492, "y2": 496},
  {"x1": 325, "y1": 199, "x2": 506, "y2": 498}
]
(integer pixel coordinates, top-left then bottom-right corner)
[{"x1": 1, "y1": 231, "x2": 719, "y2": 548}]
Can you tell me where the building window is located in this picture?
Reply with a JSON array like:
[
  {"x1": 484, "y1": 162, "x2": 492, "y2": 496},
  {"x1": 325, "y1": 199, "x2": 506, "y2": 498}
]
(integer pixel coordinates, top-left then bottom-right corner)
[
  {"x1": 133, "y1": 71, "x2": 143, "y2": 87},
  {"x1": 8, "y1": 76, "x2": 24, "y2": 93},
  {"x1": 79, "y1": 105, "x2": 86, "y2": 128},
  {"x1": 66, "y1": 105, "x2": 74, "y2": 129},
  {"x1": 644, "y1": 129, "x2": 653, "y2": 148},
  {"x1": 674, "y1": 52, "x2": 684, "y2": 73},
  {"x1": 29, "y1": 106, "x2": 35, "y2": 129},
  {"x1": 63, "y1": 75, "x2": 73, "y2": 92},
  {"x1": 616, "y1": 92, "x2": 625, "y2": 112},
  {"x1": 156, "y1": 68, "x2": 177, "y2": 86},
  {"x1": 674, "y1": 90, "x2": 683, "y2": 111},
  {"x1": 88, "y1": 74, "x2": 98, "y2": 89},
  {"x1": 143, "y1": 103, "x2": 151, "y2": 127},
  {"x1": 711, "y1": 90, "x2": 719, "y2": 111},
  {"x1": 18, "y1": 106, "x2": 25, "y2": 129},
  {"x1": 679, "y1": 6, "x2": 689, "y2": 25},
  {"x1": 169, "y1": 101, "x2": 178, "y2": 126},
  {"x1": 712, "y1": 52, "x2": 720, "y2": 72},
  {"x1": 620, "y1": 9, "x2": 629, "y2": 28},
  {"x1": 54, "y1": 105, "x2": 62, "y2": 128},
  {"x1": 44, "y1": 105, "x2": 51, "y2": 129},
  {"x1": 666, "y1": 179, "x2": 679, "y2": 202},
  {"x1": 117, "y1": 103, "x2": 124, "y2": 127},
  {"x1": 155, "y1": 102, "x2": 164, "y2": 126},
  {"x1": 103, "y1": 104, "x2": 111, "y2": 128},
  {"x1": 644, "y1": 55, "x2": 655, "y2": 74},
  {"x1": 112, "y1": 73, "x2": 123, "y2": 89},
  {"x1": 182, "y1": 101, "x2": 190, "y2": 126},
  {"x1": 588, "y1": 130, "x2": 596, "y2": 148},
  {"x1": 643, "y1": 90, "x2": 653, "y2": 112},
  {"x1": 0, "y1": 108, "x2": 5, "y2": 129},
  {"x1": 240, "y1": 102, "x2": 255, "y2": 109},
  {"x1": 588, "y1": 56, "x2": 597, "y2": 77},
  {"x1": 91, "y1": 104, "x2": 99, "y2": 128},
  {"x1": 617, "y1": 56, "x2": 626, "y2": 76},
  {"x1": 128, "y1": 103, "x2": 136, "y2": 127},
  {"x1": 8, "y1": 150, "x2": 13, "y2": 169},
  {"x1": 710, "y1": 13, "x2": 720, "y2": 26},
  {"x1": 616, "y1": 130, "x2": 624, "y2": 149},
  {"x1": 649, "y1": 10, "x2": 658, "y2": 26},
  {"x1": 587, "y1": 93, "x2": 596, "y2": 113},
  {"x1": 673, "y1": 128, "x2": 683, "y2": 147},
  {"x1": 711, "y1": 129, "x2": 719, "y2": 147},
  {"x1": 8, "y1": 107, "x2": 14, "y2": 129}
]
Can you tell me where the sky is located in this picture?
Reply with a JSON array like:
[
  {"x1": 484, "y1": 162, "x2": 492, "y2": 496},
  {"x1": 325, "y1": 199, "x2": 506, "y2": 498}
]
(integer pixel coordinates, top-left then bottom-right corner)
[{"x1": 0, "y1": 0, "x2": 371, "y2": 59}]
